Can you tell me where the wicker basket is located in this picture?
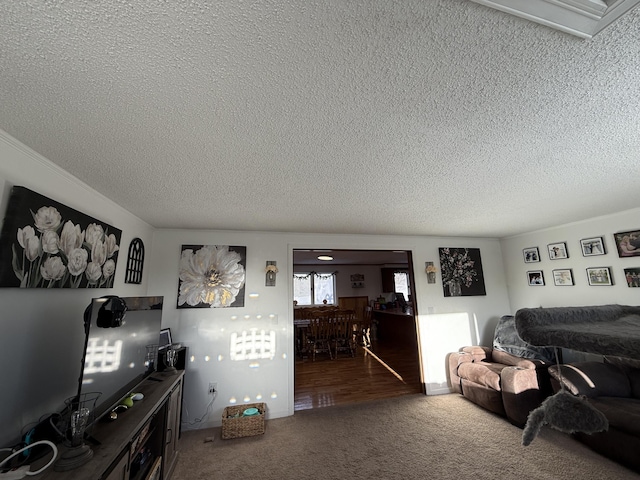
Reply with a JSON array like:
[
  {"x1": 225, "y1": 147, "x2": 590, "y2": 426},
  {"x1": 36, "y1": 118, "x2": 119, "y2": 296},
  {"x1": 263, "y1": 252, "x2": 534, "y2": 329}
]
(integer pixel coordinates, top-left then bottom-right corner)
[{"x1": 221, "y1": 402, "x2": 266, "y2": 439}]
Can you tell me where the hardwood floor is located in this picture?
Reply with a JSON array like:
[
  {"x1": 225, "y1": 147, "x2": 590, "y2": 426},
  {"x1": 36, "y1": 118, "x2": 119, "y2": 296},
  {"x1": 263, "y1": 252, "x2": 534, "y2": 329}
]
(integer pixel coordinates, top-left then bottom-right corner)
[{"x1": 294, "y1": 340, "x2": 423, "y2": 411}]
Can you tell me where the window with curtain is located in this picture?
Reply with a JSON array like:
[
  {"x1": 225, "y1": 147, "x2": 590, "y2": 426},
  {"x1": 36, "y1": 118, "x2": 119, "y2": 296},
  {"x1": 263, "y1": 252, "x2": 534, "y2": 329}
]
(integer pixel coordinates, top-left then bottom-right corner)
[
  {"x1": 293, "y1": 272, "x2": 336, "y2": 306},
  {"x1": 394, "y1": 271, "x2": 410, "y2": 301}
]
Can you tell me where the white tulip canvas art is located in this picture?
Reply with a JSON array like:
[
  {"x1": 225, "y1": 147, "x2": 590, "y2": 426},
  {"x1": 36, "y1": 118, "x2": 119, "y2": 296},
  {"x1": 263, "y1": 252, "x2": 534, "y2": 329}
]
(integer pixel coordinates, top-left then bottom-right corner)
[{"x1": 0, "y1": 186, "x2": 122, "y2": 288}]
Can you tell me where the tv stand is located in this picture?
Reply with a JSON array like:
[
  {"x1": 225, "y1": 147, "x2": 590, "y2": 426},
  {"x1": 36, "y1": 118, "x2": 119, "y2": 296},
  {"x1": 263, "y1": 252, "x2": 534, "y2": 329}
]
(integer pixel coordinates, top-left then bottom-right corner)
[{"x1": 42, "y1": 371, "x2": 184, "y2": 480}]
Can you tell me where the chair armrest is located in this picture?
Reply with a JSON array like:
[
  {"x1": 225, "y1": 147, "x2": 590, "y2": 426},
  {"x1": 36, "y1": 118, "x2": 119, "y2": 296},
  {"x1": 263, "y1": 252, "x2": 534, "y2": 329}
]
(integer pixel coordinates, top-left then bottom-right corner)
[
  {"x1": 501, "y1": 366, "x2": 543, "y2": 394},
  {"x1": 501, "y1": 365, "x2": 550, "y2": 427},
  {"x1": 449, "y1": 351, "x2": 473, "y2": 368},
  {"x1": 461, "y1": 346, "x2": 491, "y2": 362},
  {"x1": 491, "y1": 349, "x2": 545, "y2": 369},
  {"x1": 448, "y1": 352, "x2": 473, "y2": 394}
]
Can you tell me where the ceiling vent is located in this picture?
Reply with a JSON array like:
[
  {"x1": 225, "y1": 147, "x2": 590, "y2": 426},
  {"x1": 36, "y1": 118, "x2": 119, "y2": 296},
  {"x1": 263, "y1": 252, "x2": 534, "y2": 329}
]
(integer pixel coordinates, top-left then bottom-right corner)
[{"x1": 470, "y1": 0, "x2": 640, "y2": 38}]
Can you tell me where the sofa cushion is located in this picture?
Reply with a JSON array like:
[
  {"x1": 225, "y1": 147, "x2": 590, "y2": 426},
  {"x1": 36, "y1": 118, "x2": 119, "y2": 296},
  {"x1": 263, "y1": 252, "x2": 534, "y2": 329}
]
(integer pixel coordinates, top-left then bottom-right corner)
[
  {"x1": 605, "y1": 356, "x2": 640, "y2": 399},
  {"x1": 589, "y1": 397, "x2": 640, "y2": 437},
  {"x1": 458, "y1": 361, "x2": 504, "y2": 391},
  {"x1": 628, "y1": 369, "x2": 640, "y2": 399},
  {"x1": 549, "y1": 362, "x2": 631, "y2": 398}
]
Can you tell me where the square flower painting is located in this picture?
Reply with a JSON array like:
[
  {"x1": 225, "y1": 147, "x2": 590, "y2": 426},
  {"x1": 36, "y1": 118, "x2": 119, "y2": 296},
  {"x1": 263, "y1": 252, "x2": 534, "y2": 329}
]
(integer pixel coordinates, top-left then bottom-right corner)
[
  {"x1": 438, "y1": 247, "x2": 486, "y2": 297},
  {"x1": 0, "y1": 186, "x2": 122, "y2": 288},
  {"x1": 177, "y1": 244, "x2": 246, "y2": 308}
]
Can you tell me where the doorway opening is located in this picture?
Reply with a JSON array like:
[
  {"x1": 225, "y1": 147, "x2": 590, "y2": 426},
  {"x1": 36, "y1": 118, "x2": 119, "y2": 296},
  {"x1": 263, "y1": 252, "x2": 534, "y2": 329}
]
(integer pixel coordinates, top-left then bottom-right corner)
[{"x1": 293, "y1": 249, "x2": 423, "y2": 411}]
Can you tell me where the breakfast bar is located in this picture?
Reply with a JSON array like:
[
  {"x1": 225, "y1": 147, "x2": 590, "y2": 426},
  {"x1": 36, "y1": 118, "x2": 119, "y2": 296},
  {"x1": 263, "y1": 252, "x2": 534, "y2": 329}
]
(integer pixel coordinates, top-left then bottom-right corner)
[{"x1": 373, "y1": 307, "x2": 418, "y2": 348}]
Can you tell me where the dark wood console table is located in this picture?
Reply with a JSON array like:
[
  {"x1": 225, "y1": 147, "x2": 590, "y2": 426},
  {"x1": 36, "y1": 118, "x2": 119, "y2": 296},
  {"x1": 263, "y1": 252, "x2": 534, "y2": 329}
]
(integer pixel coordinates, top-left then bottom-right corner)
[{"x1": 41, "y1": 370, "x2": 184, "y2": 480}]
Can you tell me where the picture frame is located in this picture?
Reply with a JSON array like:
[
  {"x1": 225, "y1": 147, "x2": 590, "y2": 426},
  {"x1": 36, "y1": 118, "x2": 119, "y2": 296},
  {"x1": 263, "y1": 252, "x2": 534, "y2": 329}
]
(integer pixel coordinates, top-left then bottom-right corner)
[
  {"x1": 613, "y1": 229, "x2": 640, "y2": 258},
  {"x1": 580, "y1": 237, "x2": 606, "y2": 257},
  {"x1": 0, "y1": 186, "x2": 122, "y2": 288},
  {"x1": 624, "y1": 268, "x2": 640, "y2": 288},
  {"x1": 350, "y1": 273, "x2": 365, "y2": 288},
  {"x1": 586, "y1": 267, "x2": 613, "y2": 286},
  {"x1": 159, "y1": 328, "x2": 172, "y2": 350},
  {"x1": 438, "y1": 247, "x2": 486, "y2": 297},
  {"x1": 527, "y1": 270, "x2": 544, "y2": 286},
  {"x1": 523, "y1": 247, "x2": 540, "y2": 263},
  {"x1": 177, "y1": 244, "x2": 246, "y2": 308},
  {"x1": 158, "y1": 328, "x2": 173, "y2": 350},
  {"x1": 552, "y1": 269, "x2": 574, "y2": 286},
  {"x1": 547, "y1": 242, "x2": 568, "y2": 260}
]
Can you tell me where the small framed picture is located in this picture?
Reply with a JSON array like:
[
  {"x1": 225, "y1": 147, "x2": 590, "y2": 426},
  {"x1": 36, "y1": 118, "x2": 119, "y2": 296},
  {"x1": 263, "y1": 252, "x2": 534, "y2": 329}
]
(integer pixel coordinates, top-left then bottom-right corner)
[
  {"x1": 527, "y1": 270, "x2": 545, "y2": 286},
  {"x1": 586, "y1": 267, "x2": 613, "y2": 286},
  {"x1": 547, "y1": 242, "x2": 568, "y2": 260},
  {"x1": 613, "y1": 230, "x2": 640, "y2": 258},
  {"x1": 580, "y1": 237, "x2": 606, "y2": 256},
  {"x1": 159, "y1": 327, "x2": 172, "y2": 350},
  {"x1": 552, "y1": 269, "x2": 574, "y2": 286},
  {"x1": 523, "y1": 247, "x2": 540, "y2": 263},
  {"x1": 624, "y1": 268, "x2": 640, "y2": 288},
  {"x1": 350, "y1": 273, "x2": 365, "y2": 288}
]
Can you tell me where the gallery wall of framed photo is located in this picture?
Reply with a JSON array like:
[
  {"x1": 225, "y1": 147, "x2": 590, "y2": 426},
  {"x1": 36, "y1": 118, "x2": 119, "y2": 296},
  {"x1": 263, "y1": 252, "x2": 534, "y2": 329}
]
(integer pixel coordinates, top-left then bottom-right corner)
[
  {"x1": 522, "y1": 234, "x2": 633, "y2": 288},
  {"x1": 502, "y1": 207, "x2": 640, "y2": 311}
]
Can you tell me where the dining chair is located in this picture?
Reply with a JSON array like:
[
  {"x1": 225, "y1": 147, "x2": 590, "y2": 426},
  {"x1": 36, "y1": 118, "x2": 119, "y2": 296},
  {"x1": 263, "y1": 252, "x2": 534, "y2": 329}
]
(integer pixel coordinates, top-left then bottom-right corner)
[
  {"x1": 332, "y1": 309, "x2": 356, "y2": 358},
  {"x1": 358, "y1": 306, "x2": 372, "y2": 348},
  {"x1": 306, "y1": 312, "x2": 334, "y2": 361}
]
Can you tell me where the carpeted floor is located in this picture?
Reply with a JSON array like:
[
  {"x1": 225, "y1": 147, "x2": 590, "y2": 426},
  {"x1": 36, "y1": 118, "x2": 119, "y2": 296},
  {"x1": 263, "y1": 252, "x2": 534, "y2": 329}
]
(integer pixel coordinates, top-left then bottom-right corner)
[{"x1": 174, "y1": 393, "x2": 640, "y2": 480}]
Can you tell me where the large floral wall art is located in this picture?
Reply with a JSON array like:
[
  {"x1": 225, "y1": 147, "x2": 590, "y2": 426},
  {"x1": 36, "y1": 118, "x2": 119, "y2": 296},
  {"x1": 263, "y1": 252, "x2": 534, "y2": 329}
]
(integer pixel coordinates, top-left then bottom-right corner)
[
  {"x1": 0, "y1": 186, "x2": 122, "y2": 288},
  {"x1": 177, "y1": 244, "x2": 246, "y2": 308},
  {"x1": 438, "y1": 247, "x2": 486, "y2": 297}
]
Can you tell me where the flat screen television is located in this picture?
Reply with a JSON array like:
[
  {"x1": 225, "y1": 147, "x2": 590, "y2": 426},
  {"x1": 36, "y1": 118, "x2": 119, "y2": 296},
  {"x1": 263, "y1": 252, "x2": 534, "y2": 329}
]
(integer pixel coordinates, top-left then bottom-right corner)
[{"x1": 75, "y1": 296, "x2": 164, "y2": 428}]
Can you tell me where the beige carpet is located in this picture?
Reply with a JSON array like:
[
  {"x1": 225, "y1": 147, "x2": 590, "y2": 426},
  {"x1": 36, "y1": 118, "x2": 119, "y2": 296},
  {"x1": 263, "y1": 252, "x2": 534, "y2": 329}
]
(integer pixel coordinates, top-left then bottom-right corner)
[{"x1": 174, "y1": 394, "x2": 639, "y2": 480}]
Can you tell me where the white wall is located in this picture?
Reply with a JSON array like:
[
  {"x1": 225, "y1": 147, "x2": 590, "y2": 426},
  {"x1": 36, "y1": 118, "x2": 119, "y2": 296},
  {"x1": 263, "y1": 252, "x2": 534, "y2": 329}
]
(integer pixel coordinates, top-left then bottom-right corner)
[
  {"x1": 0, "y1": 128, "x2": 514, "y2": 442},
  {"x1": 332, "y1": 263, "x2": 385, "y2": 302},
  {"x1": 501, "y1": 208, "x2": 640, "y2": 311},
  {"x1": 147, "y1": 230, "x2": 512, "y2": 429},
  {"x1": 0, "y1": 130, "x2": 154, "y2": 447}
]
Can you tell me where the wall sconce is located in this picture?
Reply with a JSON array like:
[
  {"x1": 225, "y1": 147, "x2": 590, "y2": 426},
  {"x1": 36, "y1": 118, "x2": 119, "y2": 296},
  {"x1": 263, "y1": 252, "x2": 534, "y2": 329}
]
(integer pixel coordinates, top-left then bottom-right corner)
[
  {"x1": 425, "y1": 262, "x2": 437, "y2": 284},
  {"x1": 265, "y1": 261, "x2": 278, "y2": 287}
]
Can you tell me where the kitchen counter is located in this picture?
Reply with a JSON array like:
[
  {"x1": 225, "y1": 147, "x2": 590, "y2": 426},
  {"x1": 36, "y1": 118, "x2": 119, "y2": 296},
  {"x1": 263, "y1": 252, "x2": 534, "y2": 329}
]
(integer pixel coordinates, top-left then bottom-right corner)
[
  {"x1": 373, "y1": 308, "x2": 417, "y2": 346},
  {"x1": 373, "y1": 307, "x2": 413, "y2": 316}
]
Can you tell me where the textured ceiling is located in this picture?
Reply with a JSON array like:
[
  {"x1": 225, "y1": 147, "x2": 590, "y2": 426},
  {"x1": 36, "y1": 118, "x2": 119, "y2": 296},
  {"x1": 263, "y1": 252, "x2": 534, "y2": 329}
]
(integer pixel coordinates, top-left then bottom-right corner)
[{"x1": 1, "y1": 1, "x2": 639, "y2": 238}]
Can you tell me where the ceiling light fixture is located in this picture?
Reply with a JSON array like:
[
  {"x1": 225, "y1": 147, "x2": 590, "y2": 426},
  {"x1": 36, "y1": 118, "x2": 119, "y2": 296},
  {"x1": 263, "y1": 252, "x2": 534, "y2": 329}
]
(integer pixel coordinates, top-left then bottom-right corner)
[{"x1": 317, "y1": 255, "x2": 333, "y2": 261}]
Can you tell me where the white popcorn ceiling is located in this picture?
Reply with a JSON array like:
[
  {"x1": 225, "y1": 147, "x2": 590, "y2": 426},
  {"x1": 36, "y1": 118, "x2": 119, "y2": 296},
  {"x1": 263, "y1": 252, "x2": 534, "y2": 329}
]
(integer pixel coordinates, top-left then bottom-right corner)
[{"x1": 0, "y1": 0, "x2": 639, "y2": 237}]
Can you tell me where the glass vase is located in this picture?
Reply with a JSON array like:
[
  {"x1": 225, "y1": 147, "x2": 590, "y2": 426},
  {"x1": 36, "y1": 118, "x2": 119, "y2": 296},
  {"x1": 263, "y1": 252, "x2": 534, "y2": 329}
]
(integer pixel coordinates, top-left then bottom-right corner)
[{"x1": 448, "y1": 281, "x2": 462, "y2": 296}]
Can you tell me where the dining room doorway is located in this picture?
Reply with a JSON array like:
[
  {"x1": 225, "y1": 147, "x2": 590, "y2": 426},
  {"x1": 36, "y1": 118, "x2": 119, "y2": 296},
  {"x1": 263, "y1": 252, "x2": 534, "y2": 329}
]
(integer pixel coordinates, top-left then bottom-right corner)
[{"x1": 292, "y1": 249, "x2": 423, "y2": 411}]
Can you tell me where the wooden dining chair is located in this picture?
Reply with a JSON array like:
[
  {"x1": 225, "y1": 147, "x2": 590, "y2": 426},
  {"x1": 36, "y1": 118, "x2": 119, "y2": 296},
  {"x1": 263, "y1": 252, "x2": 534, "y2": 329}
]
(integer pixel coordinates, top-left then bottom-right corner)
[
  {"x1": 358, "y1": 306, "x2": 372, "y2": 348},
  {"x1": 332, "y1": 309, "x2": 356, "y2": 358},
  {"x1": 306, "y1": 312, "x2": 333, "y2": 361}
]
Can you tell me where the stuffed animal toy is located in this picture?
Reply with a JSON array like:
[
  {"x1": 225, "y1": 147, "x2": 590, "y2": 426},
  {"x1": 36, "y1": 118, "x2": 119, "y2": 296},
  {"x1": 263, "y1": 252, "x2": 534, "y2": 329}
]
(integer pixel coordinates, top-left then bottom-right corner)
[{"x1": 522, "y1": 389, "x2": 609, "y2": 446}]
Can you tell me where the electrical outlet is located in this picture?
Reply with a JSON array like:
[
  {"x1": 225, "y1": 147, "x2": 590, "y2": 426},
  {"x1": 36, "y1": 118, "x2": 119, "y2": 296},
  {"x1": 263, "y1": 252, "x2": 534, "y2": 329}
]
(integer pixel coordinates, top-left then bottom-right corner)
[{"x1": 208, "y1": 382, "x2": 217, "y2": 395}]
